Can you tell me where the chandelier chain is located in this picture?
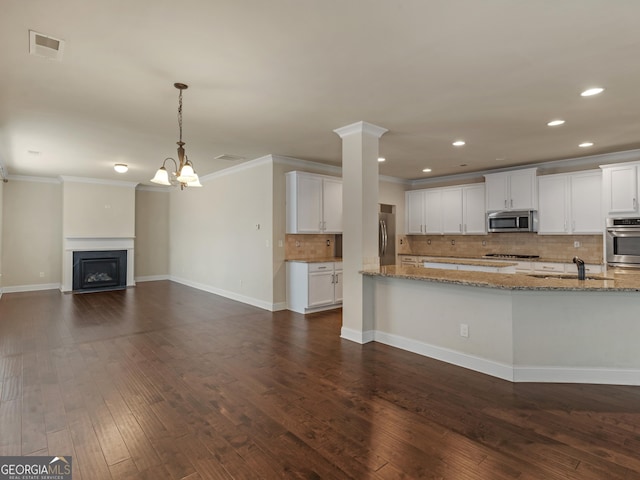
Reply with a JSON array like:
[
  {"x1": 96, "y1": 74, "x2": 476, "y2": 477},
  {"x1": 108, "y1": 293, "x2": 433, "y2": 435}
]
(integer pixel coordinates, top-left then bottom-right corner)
[{"x1": 177, "y1": 89, "x2": 183, "y2": 143}]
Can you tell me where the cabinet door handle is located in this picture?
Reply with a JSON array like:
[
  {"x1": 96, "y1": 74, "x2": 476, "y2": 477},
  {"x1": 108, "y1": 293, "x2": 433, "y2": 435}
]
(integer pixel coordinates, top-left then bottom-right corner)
[
  {"x1": 504, "y1": 199, "x2": 507, "y2": 208},
  {"x1": 330, "y1": 274, "x2": 334, "y2": 284},
  {"x1": 318, "y1": 266, "x2": 328, "y2": 269},
  {"x1": 459, "y1": 223, "x2": 462, "y2": 233},
  {"x1": 510, "y1": 199, "x2": 513, "y2": 208},
  {"x1": 335, "y1": 274, "x2": 339, "y2": 284}
]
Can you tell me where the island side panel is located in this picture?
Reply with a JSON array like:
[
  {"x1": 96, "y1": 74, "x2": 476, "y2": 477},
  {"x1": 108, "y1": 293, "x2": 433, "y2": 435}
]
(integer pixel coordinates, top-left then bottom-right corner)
[
  {"x1": 512, "y1": 290, "x2": 640, "y2": 384},
  {"x1": 368, "y1": 276, "x2": 514, "y2": 380}
]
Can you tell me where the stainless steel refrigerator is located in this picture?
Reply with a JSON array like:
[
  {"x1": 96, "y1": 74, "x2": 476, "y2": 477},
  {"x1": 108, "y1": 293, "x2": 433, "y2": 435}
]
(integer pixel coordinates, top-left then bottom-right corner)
[{"x1": 379, "y1": 204, "x2": 396, "y2": 266}]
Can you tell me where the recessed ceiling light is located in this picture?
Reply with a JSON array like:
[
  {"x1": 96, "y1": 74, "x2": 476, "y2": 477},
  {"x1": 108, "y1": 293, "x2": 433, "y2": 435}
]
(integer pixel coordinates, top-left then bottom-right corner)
[
  {"x1": 578, "y1": 142, "x2": 594, "y2": 148},
  {"x1": 547, "y1": 120, "x2": 565, "y2": 126},
  {"x1": 452, "y1": 140, "x2": 466, "y2": 146},
  {"x1": 581, "y1": 87, "x2": 604, "y2": 97},
  {"x1": 114, "y1": 163, "x2": 129, "y2": 173},
  {"x1": 422, "y1": 168, "x2": 432, "y2": 173},
  {"x1": 378, "y1": 157, "x2": 385, "y2": 162}
]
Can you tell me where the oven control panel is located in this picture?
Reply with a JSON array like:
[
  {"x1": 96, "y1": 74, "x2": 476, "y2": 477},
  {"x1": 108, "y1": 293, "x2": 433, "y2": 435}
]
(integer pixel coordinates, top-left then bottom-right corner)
[{"x1": 607, "y1": 217, "x2": 640, "y2": 228}]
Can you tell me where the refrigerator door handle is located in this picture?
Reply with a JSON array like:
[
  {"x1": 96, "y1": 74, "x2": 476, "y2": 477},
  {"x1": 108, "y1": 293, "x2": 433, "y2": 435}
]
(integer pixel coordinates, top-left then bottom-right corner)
[
  {"x1": 379, "y1": 219, "x2": 384, "y2": 257},
  {"x1": 382, "y1": 220, "x2": 388, "y2": 255}
]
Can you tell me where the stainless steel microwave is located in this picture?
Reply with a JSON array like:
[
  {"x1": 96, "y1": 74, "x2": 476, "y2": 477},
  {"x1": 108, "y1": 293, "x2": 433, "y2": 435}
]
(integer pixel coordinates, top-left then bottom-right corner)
[
  {"x1": 487, "y1": 210, "x2": 538, "y2": 233},
  {"x1": 606, "y1": 217, "x2": 640, "y2": 267}
]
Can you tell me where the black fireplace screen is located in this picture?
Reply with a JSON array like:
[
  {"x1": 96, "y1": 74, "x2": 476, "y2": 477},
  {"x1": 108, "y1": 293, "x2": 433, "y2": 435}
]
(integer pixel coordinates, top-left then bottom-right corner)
[{"x1": 73, "y1": 250, "x2": 127, "y2": 292}]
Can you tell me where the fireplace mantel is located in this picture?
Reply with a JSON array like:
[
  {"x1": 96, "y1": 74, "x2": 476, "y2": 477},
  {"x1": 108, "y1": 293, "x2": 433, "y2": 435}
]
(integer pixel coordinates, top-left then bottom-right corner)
[{"x1": 62, "y1": 236, "x2": 135, "y2": 292}]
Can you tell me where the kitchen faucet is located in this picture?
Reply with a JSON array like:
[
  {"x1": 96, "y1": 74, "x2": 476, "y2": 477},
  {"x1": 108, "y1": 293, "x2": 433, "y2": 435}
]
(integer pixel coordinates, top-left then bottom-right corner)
[{"x1": 573, "y1": 257, "x2": 586, "y2": 280}]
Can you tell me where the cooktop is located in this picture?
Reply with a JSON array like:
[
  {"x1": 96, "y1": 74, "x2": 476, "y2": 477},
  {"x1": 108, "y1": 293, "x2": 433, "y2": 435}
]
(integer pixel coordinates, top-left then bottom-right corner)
[{"x1": 483, "y1": 254, "x2": 540, "y2": 259}]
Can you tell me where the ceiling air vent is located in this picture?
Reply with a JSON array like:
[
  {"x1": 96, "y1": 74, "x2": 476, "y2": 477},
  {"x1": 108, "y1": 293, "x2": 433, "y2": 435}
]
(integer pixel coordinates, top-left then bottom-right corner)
[
  {"x1": 214, "y1": 154, "x2": 245, "y2": 162},
  {"x1": 29, "y1": 30, "x2": 65, "y2": 61}
]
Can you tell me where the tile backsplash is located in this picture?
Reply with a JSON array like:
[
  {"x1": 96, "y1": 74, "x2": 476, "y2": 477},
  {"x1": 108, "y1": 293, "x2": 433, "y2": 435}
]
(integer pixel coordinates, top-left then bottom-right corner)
[
  {"x1": 285, "y1": 234, "x2": 340, "y2": 260},
  {"x1": 398, "y1": 233, "x2": 603, "y2": 263}
]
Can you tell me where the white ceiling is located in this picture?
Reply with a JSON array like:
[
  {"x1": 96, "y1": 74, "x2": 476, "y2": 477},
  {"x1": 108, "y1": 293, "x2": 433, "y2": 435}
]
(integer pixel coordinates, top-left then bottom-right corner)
[{"x1": 2, "y1": 0, "x2": 640, "y2": 184}]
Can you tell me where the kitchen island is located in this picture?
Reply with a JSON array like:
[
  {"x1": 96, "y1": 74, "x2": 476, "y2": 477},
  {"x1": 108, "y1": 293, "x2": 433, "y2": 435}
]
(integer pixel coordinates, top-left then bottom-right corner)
[{"x1": 357, "y1": 266, "x2": 640, "y2": 385}]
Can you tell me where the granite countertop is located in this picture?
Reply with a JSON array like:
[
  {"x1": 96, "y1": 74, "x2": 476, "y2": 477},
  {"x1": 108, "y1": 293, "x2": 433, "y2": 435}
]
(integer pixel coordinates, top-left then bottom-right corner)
[
  {"x1": 398, "y1": 253, "x2": 599, "y2": 264},
  {"x1": 286, "y1": 257, "x2": 343, "y2": 263},
  {"x1": 362, "y1": 265, "x2": 640, "y2": 292}
]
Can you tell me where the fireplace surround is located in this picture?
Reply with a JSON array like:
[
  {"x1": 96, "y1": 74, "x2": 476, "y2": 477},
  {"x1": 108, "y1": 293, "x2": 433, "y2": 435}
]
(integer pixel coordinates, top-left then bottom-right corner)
[{"x1": 62, "y1": 237, "x2": 135, "y2": 292}]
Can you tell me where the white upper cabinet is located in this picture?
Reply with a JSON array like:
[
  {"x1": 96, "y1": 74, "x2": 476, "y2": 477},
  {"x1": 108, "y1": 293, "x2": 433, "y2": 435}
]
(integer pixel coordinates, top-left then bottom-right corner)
[
  {"x1": 601, "y1": 163, "x2": 640, "y2": 215},
  {"x1": 571, "y1": 171, "x2": 603, "y2": 233},
  {"x1": 286, "y1": 171, "x2": 342, "y2": 233},
  {"x1": 538, "y1": 175, "x2": 568, "y2": 233},
  {"x1": 484, "y1": 168, "x2": 538, "y2": 211},
  {"x1": 405, "y1": 184, "x2": 485, "y2": 235},
  {"x1": 406, "y1": 190, "x2": 426, "y2": 234},
  {"x1": 321, "y1": 177, "x2": 343, "y2": 232},
  {"x1": 424, "y1": 189, "x2": 443, "y2": 234},
  {"x1": 405, "y1": 189, "x2": 443, "y2": 234},
  {"x1": 441, "y1": 188, "x2": 463, "y2": 234},
  {"x1": 538, "y1": 170, "x2": 602, "y2": 235},
  {"x1": 463, "y1": 184, "x2": 487, "y2": 234}
]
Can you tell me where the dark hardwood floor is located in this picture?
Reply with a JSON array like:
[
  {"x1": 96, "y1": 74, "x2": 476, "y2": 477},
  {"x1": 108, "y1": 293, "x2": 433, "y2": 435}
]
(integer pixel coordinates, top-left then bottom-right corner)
[{"x1": 1, "y1": 281, "x2": 640, "y2": 479}]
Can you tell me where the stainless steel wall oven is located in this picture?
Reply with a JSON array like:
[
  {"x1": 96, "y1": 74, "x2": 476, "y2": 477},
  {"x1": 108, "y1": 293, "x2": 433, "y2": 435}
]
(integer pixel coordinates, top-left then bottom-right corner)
[{"x1": 606, "y1": 217, "x2": 640, "y2": 267}]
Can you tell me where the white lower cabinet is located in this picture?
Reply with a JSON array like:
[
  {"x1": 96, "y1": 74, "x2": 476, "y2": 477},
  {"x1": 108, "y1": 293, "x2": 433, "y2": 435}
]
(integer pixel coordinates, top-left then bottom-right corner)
[
  {"x1": 286, "y1": 261, "x2": 343, "y2": 314},
  {"x1": 423, "y1": 261, "x2": 515, "y2": 273},
  {"x1": 533, "y1": 262, "x2": 603, "y2": 275}
]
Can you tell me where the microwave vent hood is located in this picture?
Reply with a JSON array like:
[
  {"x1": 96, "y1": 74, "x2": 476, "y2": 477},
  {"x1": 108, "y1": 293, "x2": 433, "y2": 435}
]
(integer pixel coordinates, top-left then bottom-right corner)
[{"x1": 487, "y1": 210, "x2": 538, "y2": 233}]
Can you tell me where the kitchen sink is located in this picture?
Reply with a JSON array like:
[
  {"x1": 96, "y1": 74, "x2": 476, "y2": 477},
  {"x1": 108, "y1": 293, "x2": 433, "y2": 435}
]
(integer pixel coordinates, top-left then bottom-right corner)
[{"x1": 526, "y1": 274, "x2": 613, "y2": 281}]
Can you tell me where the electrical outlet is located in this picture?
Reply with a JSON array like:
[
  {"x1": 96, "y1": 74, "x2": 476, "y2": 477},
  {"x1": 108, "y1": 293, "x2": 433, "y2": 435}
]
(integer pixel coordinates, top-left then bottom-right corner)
[
  {"x1": 278, "y1": 240, "x2": 283, "y2": 247},
  {"x1": 460, "y1": 323, "x2": 469, "y2": 338},
  {"x1": 295, "y1": 240, "x2": 301, "y2": 247},
  {"x1": 39, "y1": 272, "x2": 45, "y2": 278},
  {"x1": 451, "y1": 239, "x2": 456, "y2": 246},
  {"x1": 574, "y1": 241, "x2": 581, "y2": 248},
  {"x1": 326, "y1": 239, "x2": 331, "y2": 246}
]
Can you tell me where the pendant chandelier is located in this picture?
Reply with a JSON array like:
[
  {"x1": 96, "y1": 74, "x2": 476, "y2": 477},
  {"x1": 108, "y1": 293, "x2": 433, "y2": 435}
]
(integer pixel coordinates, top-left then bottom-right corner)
[{"x1": 150, "y1": 83, "x2": 202, "y2": 189}]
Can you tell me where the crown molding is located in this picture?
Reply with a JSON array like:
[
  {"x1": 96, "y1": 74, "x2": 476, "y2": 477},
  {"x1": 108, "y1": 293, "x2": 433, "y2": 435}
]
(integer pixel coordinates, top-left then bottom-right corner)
[
  {"x1": 410, "y1": 148, "x2": 640, "y2": 187},
  {"x1": 7, "y1": 174, "x2": 62, "y2": 184},
  {"x1": 59, "y1": 176, "x2": 139, "y2": 188},
  {"x1": 273, "y1": 155, "x2": 343, "y2": 176},
  {"x1": 379, "y1": 174, "x2": 410, "y2": 185},
  {"x1": 334, "y1": 121, "x2": 388, "y2": 139}
]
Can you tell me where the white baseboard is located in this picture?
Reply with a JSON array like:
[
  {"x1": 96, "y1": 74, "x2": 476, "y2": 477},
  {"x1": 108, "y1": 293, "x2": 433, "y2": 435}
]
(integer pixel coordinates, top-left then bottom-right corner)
[
  {"x1": 514, "y1": 366, "x2": 640, "y2": 386},
  {"x1": 371, "y1": 330, "x2": 640, "y2": 386},
  {"x1": 135, "y1": 275, "x2": 170, "y2": 282},
  {"x1": 340, "y1": 327, "x2": 375, "y2": 344},
  {"x1": 373, "y1": 331, "x2": 514, "y2": 382},
  {"x1": 272, "y1": 301, "x2": 288, "y2": 311},
  {"x1": 170, "y1": 275, "x2": 282, "y2": 312},
  {"x1": 2, "y1": 283, "x2": 61, "y2": 294}
]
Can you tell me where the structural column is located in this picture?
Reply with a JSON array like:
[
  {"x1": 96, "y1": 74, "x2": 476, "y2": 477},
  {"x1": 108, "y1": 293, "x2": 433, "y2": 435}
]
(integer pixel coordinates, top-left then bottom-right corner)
[{"x1": 334, "y1": 121, "x2": 388, "y2": 343}]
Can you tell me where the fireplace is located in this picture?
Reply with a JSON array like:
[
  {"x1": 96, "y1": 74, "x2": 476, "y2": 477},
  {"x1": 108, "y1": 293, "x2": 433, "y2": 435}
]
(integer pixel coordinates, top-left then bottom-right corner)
[{"x1": 73, "y1": 250, "x2": 127, "y2": 292}]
